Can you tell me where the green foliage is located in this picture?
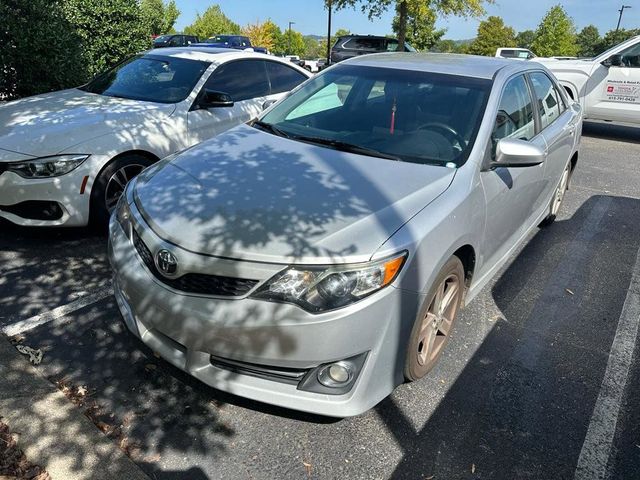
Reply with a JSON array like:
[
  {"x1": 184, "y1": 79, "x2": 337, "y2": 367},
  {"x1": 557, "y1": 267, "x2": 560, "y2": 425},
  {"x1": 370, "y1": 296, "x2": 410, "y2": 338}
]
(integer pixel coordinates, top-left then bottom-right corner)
[
  {"x1": 597, "y1": 28, "x2": 640, "y2": 54},
  {"x1": 468, "y1": 16, "x2": 516, "y2": 56},
  {"x1": 516, "y1": 30, "x2": 536, "y2": 50},
  {"x1": 63, "y1": 0, "x2": 150, "y2": 78},
  {"x1": 393, "y1": 2, "x2": 445, "y2": 50},
  {"x1": 530, "y1": 4, "x2": 578, "y2": 57},
  {"x1": 184, "y1": 5, "x2": 240, "y2": 39},
  {"x1": 431, "y1": 38, "x2": 471, "y2": 53},
  {"x1": 282, "y1": 29, "x2": 306, "y2": 57},
  {"x1": 0, "y1": 0, "x2": 86, "y2": 100},
  {"x1": 576, "y1": 25, "x2": 600, "y2": 57},
  {"x1": 332, "y1": 0, "x2": 490, "y2": 49},
  {"x1": 242, "y1": 20, "x2": 277, "y2": 52}
]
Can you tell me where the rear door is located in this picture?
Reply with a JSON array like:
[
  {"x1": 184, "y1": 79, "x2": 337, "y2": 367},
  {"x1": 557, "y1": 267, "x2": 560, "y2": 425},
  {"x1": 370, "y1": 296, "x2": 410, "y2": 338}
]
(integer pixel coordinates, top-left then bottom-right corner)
[
  {"x1": 187, "y1": 59, "x2": 270, "y2": 145},
  {"x1": 585, "y1": 38, "x2": 640, "y2": 122},
  {"x1": 264, "y1": 60, "x2": 309, "y2": 104},
  {"x1": 480, "y1": 74, "x2": 548, "y2": 267}
]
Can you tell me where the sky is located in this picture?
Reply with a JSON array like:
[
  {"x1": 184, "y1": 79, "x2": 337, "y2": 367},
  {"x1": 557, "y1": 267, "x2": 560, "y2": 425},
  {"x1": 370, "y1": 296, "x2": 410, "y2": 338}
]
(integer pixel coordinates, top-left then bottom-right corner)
[{"x1": 173, "y1": 1, "x2": 640, "y2": 40}]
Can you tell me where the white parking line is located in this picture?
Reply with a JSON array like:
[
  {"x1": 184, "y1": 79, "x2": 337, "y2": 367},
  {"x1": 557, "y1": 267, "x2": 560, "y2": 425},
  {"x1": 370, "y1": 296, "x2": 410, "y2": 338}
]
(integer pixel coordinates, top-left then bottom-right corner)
[
  {"x1": 574, "y1": 246, "x2": 640, "y2": 480},
  {"x1": 2, "y1": 286, "x2": 114, "y2": 337}
]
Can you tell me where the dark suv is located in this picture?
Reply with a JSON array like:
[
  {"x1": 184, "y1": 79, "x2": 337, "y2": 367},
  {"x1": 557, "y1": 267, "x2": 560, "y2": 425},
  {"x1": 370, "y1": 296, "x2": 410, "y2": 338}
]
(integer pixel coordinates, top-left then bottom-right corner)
[
  {"x1": 330, "y1": 35, "x2": 416, "y2": 63},
  {"x1": 152, "y1": 34, "x2": 199, "y2": 48}
]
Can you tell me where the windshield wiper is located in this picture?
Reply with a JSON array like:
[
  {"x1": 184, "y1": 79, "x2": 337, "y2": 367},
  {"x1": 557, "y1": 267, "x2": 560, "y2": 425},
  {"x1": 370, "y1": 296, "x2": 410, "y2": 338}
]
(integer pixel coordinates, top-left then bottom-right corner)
[
  {"x1": 252, "y1": 120, "x2": 290, "y2": 139},
  {"x1": 291, "y1": 135, "x2": 402, "y2": 161}
]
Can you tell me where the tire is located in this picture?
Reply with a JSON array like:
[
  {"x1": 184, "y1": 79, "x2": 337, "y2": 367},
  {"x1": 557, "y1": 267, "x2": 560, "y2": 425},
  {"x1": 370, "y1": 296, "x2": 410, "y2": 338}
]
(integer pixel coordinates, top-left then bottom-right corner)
[
  {"x1": 404, "y1": 256, "x2": 465, "y2": 382},
  {"x1": 539, "y1": 161, "x2": 571, "y2": 228},
  {"x1": 90, "y1": 153, "x2": 154, "y2": 229}
]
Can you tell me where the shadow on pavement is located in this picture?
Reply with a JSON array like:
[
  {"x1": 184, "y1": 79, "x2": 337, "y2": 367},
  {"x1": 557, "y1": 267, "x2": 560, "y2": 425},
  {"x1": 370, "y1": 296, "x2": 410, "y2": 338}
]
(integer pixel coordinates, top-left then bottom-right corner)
[
  {"x1": 375, "y1": 194, "x2": 640, "y2": 479},
  {"x1": 582, "y1": 121, "x2": 640, "y2": 144}
]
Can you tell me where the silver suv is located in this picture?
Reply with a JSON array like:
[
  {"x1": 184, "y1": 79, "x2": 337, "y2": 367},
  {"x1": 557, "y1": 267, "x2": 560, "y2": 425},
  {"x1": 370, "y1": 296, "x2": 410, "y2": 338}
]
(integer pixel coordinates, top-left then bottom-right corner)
[
  {"x1": 109, "y1": 53, "x2": 582, "y2": 417},
  {"x1": 330, "y1": 35, "x2": 416, "y2": 63}
]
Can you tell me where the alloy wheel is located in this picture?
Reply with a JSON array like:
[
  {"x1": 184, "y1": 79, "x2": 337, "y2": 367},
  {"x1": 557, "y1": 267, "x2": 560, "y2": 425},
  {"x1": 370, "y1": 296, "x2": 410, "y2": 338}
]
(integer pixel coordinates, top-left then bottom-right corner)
[{"x1": 104, "y1": 164, "x2": 145, "y2": 213}]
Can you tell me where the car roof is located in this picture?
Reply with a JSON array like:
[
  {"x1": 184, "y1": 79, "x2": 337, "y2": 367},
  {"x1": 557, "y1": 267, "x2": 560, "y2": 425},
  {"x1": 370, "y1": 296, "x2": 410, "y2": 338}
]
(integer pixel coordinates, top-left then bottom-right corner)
[
  {"x1": 142, "y1": 47, "x2": 312, "y2": 75},
  {"x1": 144, "y1": 47, "x2": 269, "y2": 62},
  {"x1": 342, "y1": 52, "x2": 532, "y2": 79}
]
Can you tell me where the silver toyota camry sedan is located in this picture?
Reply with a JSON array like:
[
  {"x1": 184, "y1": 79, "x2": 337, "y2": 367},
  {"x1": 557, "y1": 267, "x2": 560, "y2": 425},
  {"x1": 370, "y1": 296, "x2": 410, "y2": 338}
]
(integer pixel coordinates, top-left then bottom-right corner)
[{"x1": 108, "y1": 53, "x2": 582, "y2": 417}]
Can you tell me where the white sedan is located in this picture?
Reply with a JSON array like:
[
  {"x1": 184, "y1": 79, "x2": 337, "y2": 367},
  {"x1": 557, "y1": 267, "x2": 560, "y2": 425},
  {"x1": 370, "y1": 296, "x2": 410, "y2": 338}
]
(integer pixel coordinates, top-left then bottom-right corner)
[{"x1": 0, "y1": 48, "x2": 311, "y2": 227}]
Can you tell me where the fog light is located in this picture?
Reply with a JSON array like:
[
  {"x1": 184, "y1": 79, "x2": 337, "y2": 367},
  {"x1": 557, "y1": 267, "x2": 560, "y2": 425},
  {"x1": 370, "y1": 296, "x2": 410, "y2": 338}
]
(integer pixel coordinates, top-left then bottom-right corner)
[{"x1": 318, "y1": 361, "x2": 353, "y2": 387}]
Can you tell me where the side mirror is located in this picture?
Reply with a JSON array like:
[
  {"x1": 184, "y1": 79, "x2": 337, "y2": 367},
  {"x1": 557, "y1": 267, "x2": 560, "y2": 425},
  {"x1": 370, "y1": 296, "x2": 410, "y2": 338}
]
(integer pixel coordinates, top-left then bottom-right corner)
[
  {"x1": 492, "y1": 138, "x2": 545, "y2": 168},
  {"x1": 602, "y1": 54, "x2": 623, "y2": 67},
  {"x1": 198, "y1": 90, "x2": 234, "y2": 109},
  {"x1": 262, "y1": 99, "x2": 278, "y2": 111}
]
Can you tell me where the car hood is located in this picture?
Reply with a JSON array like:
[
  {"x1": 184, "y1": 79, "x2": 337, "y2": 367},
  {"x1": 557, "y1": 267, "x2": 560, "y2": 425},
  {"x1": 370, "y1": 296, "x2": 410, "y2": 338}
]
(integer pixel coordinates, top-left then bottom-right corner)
[
  {"x1": 134, "y1": 125, "x2": 456, "y2": 264},
  {"x1": 0, "y1": 89, "x2": 176, "y2": 157}
]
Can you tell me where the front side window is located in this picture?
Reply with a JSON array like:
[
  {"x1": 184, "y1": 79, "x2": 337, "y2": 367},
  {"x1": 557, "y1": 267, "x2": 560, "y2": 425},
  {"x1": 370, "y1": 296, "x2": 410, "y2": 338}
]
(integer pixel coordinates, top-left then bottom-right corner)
[
  {"x1": 493, "y1": 75, "x2": 535, "y2": 144},
  {"x1": 529, "y1": 72, "x2": 561, "y2": 130},
  {"x1": 206, "y1": 60, "x2": 270, "y2": 101},
  {"x1": 618, "y1": 41, "x2": 640, "y2": 67},
  {"x1": 259, "y1": 65, "x2": 491, "y2": 167},
  {"x1": 80, "y1": 55, "x2": 210, "y2": 104},
  {"x1": 265, "y1": 61, "x2": 308, "y2": 95}
]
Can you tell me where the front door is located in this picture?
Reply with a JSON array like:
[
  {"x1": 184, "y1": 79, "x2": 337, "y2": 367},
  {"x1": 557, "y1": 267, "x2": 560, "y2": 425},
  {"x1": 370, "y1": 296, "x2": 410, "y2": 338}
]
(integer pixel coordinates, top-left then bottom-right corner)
[
  {"x1": 480, "y1": 74, "x2": 548, "y2": 268},
  {"x1": 585, "y1": 38, "x2": 640, "y2": 123}
]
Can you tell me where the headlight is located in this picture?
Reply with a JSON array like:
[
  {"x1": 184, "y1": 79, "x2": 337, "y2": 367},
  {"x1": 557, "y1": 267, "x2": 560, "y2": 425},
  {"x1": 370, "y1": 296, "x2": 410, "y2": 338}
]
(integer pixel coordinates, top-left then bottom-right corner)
[
  {"x1": 114, "y1": 193, "x2": 132, "y2": 233},
  {"x1": 7, "y1": 154, "x2": 89, "y2": 178},
  {"x1": 251, "y1": 252, "x2": 407, "y2": 313}
]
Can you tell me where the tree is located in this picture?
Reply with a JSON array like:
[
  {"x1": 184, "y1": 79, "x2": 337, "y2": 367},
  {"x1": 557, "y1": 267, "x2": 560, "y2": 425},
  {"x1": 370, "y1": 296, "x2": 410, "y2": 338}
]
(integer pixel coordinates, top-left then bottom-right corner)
[
  {"x1": 242, "y1": 20, "x2": 276, "y2": 52},
  {"x1": 141, "y1": 0, "x2": 180, "y2": 36},
  {"x1": 282, "y1": 28, "x2": 306, "y2": 57},
  {"x1": 597, "y1": 28, "x2": 640, "y2": 54},
  {"x1": 468, "y1": 16, "x2": 516, "y2": 56},
  {"x1": 576, "y1": 25, "x2": 600, "y2": 57},
  {"x1": 431, "y1": 38, "x2": 470, "y2": 53},
  {"x1": 162, "y1": 0, "x2": 180, "y2": 34},
  {"x1": 184, "y1": 5, "x2": 240, "y2": 39},
  {"x1": 1, "y1": 0, "x2": 86, "y2": 100},
  {"x1": 263, "y1": 20, "x2": 285, "y2": 55},
  {"x1": 332, "y1": 0, "x2": 489, "y2": 51},
  {"x1": 515, "y1": 30, "x2": 535, "y2": 50},
  {"x1": 63, "y1": 0, "x2": 150, "y2": 77},
  {"x1": 530, "y1": 5, "x2": 578, "y2": 57},
  {"x1": 393, "y1": 2, "x2": 445, "y2": 50}
]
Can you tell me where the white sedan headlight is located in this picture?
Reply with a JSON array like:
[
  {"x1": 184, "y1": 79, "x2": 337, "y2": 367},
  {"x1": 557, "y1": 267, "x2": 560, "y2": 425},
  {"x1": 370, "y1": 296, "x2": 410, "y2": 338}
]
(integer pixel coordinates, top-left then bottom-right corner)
[
  {"x1": 251, "y1": 252, "x2": 407, "y2": 313},
  {"x1": 7, "y1": 154, "x2": 89, "y2": 178}
]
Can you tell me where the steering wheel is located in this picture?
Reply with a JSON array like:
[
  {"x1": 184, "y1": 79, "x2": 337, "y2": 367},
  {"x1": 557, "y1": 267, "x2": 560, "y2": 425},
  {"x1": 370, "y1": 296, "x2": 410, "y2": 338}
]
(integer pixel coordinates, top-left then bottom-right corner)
[{"x1": 417, "y1": 122, "x2": 466, "y2": 150}]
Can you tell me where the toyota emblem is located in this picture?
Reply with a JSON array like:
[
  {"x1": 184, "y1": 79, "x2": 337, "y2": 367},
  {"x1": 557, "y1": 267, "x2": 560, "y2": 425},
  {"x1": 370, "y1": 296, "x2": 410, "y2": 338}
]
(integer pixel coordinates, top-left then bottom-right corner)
[{"x1": 156, "y1": 249, "x2": 178, "y2": 277}]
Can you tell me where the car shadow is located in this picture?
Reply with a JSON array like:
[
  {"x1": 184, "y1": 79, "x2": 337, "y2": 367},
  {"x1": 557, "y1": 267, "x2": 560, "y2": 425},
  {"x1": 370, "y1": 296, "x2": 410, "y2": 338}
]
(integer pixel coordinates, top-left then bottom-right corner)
[
  {"x1": 582, "y1": 121, "x2": 640, "y2": 144},
  {"x1": 375, "y1": 194, "x2": 640, "y2": 479}
]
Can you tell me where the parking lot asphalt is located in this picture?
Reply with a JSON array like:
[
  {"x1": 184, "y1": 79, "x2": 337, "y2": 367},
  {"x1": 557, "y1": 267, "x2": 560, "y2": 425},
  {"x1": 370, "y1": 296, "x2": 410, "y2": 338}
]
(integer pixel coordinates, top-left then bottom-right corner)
[{"x1": 1, "y1": 121, "x2": 639, "y2": 480}]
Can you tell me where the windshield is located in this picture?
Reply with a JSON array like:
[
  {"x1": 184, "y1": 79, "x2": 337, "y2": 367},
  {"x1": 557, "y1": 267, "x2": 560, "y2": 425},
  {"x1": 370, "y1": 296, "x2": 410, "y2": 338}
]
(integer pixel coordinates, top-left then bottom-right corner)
[
  {"x1": 153, "y1": 35, "x2": 172, "y2": 44},
  {"x1": 259, "y1": 65, "x2": 491, "y2": 167},
  {"x1": 80, "y1": 55, "x2": 210, "y2": 104}
]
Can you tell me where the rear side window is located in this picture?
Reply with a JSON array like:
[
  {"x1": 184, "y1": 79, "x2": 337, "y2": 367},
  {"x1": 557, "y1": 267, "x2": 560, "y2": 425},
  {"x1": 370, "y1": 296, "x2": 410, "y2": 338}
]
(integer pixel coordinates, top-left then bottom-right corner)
[
  {"x1": 345, "y1": 38, "x2": 384, "y2": 50},
  {"x1": 529, "y1": 72, "x2": 561, "y2": 130},
  {"x1": 266, "y1": 61, "x2": 307, "y2": 95},
  {"x1": 493, "y1": 75, "x2": 536, "y2": 143},
  {"x1": 206, "y1": 60, "x2": 270, "y2": 101},
  {"x1": 500, "y1": 49, "x2": 515, "y2": 57}
]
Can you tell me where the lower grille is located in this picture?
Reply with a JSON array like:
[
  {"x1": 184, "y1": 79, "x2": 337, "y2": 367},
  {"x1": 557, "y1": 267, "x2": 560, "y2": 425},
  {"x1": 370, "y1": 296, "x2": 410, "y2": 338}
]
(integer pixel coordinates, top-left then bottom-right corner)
[
  {"x1": 132, "y1": 229, "x2": 259, "y2": 296},
  {"x1": 0, "y1": 200, "x2": 63, "y2": 221},
  {"x1": 210, "y1": 355, "x2": 310, "y2": 385}
]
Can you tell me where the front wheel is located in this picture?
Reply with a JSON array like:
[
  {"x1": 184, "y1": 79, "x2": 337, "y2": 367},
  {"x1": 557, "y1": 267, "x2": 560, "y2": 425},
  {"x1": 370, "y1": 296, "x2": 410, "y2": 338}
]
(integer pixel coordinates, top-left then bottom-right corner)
[
  {"x1": 540, "y1": 162, "x2": 571, "y2": 227},
  {"x1": 404, "y1": 256, "x2": 465, "y2": 381},
  {"x1": 90, "y1": 154, "x2": 153, "y2": 229}
]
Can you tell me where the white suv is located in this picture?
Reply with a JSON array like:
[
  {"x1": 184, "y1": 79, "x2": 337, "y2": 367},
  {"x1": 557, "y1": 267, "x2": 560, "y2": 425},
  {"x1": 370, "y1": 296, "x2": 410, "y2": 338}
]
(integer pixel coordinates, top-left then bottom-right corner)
[{"x1": 538, "y1": 35, "x2": 640, "y2": 125}]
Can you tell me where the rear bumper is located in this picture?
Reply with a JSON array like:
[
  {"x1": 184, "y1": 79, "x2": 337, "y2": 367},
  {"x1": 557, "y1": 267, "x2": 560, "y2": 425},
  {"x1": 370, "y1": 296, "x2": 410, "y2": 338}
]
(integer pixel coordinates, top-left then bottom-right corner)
[{"x1": 108, "y1": 209, "x2": 423, "y2": 417}]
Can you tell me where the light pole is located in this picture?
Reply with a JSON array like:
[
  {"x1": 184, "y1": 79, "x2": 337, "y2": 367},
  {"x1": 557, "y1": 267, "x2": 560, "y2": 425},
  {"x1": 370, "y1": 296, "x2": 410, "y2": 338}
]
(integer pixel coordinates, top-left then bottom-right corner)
[
  {"x1": 288, "y1": 21, "x2": 296, "y2": 55},
  {"x1": 326, "y1": 0, "x2": 333, "y2": 64},
  {"x1": 616, "y1": 5, "x2": 631, "y2": 31}
]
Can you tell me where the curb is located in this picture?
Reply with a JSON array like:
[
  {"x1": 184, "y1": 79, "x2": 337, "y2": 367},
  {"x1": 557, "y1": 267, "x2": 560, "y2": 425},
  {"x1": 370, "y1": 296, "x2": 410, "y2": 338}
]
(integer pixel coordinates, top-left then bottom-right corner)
[{"x1": 0, "y1": 336, "x2": 150, "y2": 480}]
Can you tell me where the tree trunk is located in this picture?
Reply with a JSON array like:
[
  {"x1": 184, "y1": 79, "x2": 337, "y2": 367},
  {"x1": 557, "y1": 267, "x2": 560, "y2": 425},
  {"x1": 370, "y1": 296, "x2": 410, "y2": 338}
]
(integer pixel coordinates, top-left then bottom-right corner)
[{"x1": 396, "y1": 0, "x2": 408, "y2": 52}]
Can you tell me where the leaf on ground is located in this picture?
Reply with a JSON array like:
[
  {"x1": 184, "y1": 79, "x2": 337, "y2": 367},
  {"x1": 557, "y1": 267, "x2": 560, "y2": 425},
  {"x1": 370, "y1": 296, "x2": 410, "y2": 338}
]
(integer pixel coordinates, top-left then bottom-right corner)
[
  {"x1": 145, "y1": 364, "x2": 157, "y2": 372},
  {"x1": 77, "y1": 386, "x2": 88, "y2": 396},
  {"x1": 15, "y1": 345, "x2": 43, "y2": 365},
  {"x1": 471, "y1": 463, "x2": 476, "y2": 473},
  {"x1": 565, "y1": 288, "x2": 575, "y2": 295},
  {"x1": 303, "y1": 461, "x2": 312, "y2": 476}
]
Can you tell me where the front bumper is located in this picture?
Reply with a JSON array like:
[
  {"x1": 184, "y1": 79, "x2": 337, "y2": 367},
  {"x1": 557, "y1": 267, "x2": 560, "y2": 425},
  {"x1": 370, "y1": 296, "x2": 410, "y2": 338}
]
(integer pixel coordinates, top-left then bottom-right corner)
[
  {"x1": 0, "y1": 156, "x2": 104, "y2": 227},
  {"x1": 108, "y1": 207, "x2": 423, "y2": 417}
]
